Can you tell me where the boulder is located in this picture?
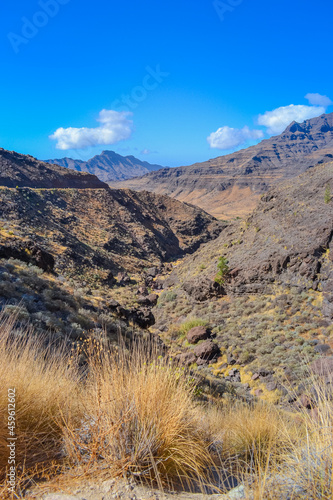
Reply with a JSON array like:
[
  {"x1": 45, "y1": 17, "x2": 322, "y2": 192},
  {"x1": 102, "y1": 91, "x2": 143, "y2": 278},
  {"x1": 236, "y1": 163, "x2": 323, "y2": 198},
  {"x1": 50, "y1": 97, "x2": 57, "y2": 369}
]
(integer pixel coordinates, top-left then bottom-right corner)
[
  {"x1": 196, "y1": 357, "x2": 208, "y2": 366},
  {"x1": 103, "y1": 271, "x2": 116, "y2": 286},
  {"x1": 131, "y1": 308, "x2": 155, "y2": 329},
  {"x1": 137, "y1": 295, "x2": 150, "y2": 306},
  {"x1": 117, "y1": 272, "x2": 131, "y2": 285},
  {"x1": 151, "y1": 278, "x2": 165, "y2": 290},
  {"x1": 147, "y1": 293, "x2": 159, "y2": 305},
  {"x1": 137, "y1": 293, "x2": 159, "y2": 307},
  {"x1": 186, "y1": 326, "x2": 210, "y2": 344},
  {"x1": 146, "y1": 266, "x2": 158, "y2": 277},
  {"x1": 183, "y1": 276, "x2": 225, "y2": 301},
  {"x1": 193, "y1": 340, "x2": 220, "y2": 360},
  {"x1": 176, "y1": 352, "x2": 196, "y2": 366},
  {"x1": 266, "y1": 382, "x2": 277, "y2": 391}
]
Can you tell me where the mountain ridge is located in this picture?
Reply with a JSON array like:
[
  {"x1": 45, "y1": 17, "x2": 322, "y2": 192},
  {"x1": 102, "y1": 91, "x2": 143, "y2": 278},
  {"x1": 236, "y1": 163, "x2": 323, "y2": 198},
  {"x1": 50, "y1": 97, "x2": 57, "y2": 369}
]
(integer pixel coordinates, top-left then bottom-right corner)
[
  {"x1": 46, "y1": 150, "x2": 166, "y2": 182},
  {"x1": 114, "y1": 113, "x2": 333, "y2": 218}
]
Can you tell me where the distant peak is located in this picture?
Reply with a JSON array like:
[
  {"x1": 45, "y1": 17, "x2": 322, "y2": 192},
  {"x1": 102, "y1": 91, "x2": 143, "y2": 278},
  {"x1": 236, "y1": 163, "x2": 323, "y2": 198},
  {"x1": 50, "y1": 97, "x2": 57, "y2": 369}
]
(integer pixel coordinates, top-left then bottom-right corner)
[
  {"x1": 282, "y1": 112, "x2": 333, "y2": 136},
  {"x1": 100, "y1": 150, "x2": 117, "y2": 156}
]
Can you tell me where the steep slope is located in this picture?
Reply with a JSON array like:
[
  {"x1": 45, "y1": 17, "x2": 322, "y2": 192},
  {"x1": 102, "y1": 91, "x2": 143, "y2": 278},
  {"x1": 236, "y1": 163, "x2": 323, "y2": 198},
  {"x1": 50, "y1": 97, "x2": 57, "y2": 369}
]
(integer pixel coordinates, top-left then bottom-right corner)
[
  {"x1": 150, "y1": 161, "x2": 333, "y2": 403},
  {"x1": 160, "y1": 161, "x2": 333, "y2": 317},
  {"x1": 0, "y1": 151, "x2": 222, "y2": 340},
  {"x1": 0, "y1": 186, "x2": 222, "y2": 279},
  {"x1": 46, "y1": 150, "x2": 165, "y2": 182},
  {"x1": 115, "y1": 113, "x2": 333, "y2": 218},
  {"x1": 0, "y1": 148, "x2": 106, "y2": 189}
]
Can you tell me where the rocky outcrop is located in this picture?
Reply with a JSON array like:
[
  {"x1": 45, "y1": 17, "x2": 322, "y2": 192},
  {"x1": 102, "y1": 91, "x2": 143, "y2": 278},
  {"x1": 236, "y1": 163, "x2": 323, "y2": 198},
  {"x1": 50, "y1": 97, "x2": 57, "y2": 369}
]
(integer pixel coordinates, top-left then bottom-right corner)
[
  {"x1": 183, "y1": 276, "x2": 225, "y2": 302},
  {"x1": 0, "y1": 242, "x2": 55, "y2": 272}
]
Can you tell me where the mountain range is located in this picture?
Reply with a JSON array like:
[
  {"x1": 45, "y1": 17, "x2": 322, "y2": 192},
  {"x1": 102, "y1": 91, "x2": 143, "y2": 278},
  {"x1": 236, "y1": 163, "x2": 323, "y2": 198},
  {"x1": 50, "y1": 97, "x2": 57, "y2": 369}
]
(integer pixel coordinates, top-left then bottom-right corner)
[
  {"x1": 0, "y1": 116, "x2": 332, "y2": 421},
  {"x1": 114, "y1": 113, "x2": 333, "y2": 218},
  {"x1": 0, "y1": 148, "x2": 221, "y2": 276},
  {"x1": 45, "y1": 150, "x2": 165, "y2": 182}
]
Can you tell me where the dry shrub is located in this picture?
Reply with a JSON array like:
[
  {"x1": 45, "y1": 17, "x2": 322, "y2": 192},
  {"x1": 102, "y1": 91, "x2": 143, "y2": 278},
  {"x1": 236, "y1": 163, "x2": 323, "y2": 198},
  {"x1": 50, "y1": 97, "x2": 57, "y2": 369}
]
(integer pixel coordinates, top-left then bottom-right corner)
[
  {"x1": 3, "y1": 309, "x2": 333, "y2": 499},
  {"x1": 203, "y1": 400, "x2": 299, "y2": 468},
  {"x1": 273, "y1": 372, "x2": 333, "y2": 499},
  {"x1": 63, "y1": 339, "x2": 212, "y2": 486},
  {"x1": 0, "y1": 313, "x2": 82, "y2": 483}
]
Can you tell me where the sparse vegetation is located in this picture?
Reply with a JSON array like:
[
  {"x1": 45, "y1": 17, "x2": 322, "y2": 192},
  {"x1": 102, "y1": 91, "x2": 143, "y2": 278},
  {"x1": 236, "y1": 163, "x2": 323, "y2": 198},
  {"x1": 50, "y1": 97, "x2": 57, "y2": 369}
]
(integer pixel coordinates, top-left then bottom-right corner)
[
  {"x1": 1, "y1": 314, "x2": 333, "y2": 499},
  {"x1": 179, "y1": 318, "x2": 208, "y2": 335},
  {"x1": 324, "y1": 183, "x2": 331, "y2": 203},
  {"x1": 215, "y1": 256, "x2": 229, "y2": 285}
]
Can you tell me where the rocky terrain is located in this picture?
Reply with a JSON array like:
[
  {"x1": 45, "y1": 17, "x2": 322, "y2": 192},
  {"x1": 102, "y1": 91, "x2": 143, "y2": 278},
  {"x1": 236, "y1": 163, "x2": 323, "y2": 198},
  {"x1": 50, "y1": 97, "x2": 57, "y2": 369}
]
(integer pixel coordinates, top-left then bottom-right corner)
[
  {"x1": 0, "y1": 149, "x2": 106, "y2": 189},
  {"x1": 0, "y1": 147, "x2": 222, "y2": 339},
  {"x1": 46, "y1": 150, "x2": 165, "y2": 182},
  {"x1": 150, "y1": 160, "x2": 333, "y2": 403},
  {"x1": 1, "y1": 146, "x2": 332, "y2": 398},
  {"x1": 115, "y1": 113, "x2": 333, "y2": 218},
  {"x1": 0, "y1": 145, "x2": 333, "y2": 500}
]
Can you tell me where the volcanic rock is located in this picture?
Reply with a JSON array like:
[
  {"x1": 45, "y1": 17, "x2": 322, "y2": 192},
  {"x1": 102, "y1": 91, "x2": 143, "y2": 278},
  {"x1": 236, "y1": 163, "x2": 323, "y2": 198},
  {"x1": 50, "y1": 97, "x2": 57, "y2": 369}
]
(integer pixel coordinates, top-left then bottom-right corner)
[{"x1": 186, "y1": 326, "x2": 210, "y2": 344}]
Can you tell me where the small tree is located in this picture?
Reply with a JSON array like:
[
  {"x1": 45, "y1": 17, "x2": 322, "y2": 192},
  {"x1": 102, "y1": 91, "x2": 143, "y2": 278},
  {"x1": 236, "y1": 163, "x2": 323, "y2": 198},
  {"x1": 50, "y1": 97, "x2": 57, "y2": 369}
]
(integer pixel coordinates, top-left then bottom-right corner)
[
  {"x1": 324, "y1": 184, "x2": 331, "y2": 204},
  {"x1": 215, "y1": 256, "x2": 229, "y2": 285}
]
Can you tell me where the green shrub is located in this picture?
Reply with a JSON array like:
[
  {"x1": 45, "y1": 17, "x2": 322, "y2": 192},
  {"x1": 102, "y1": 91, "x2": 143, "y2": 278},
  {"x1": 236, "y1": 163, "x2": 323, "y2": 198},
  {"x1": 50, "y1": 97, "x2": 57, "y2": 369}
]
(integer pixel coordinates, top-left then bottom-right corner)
[
  {"x1": 324, "y1": 184, "x2": 331, "y2": 204},
  {"x1": 215, "y1": 256, "x2": 229, "y2": 285},
  {"x1": 179, "y1": 318, "x2": 207, "y2": 335}
]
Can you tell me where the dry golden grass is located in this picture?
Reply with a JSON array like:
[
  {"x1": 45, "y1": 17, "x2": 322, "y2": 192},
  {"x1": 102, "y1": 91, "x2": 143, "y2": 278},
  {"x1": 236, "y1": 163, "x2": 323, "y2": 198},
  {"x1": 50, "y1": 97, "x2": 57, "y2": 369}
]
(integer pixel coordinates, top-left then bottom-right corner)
[
  {"x1": 0, "y1": 313, "x2": 82, "y2": 489},
  {"x1": 203, "y1": 401, "x2": 298, "y2": 465},
  {"x1": 62, "y1": 339, "x2": 212, "y2": 487},
  {"x1": 1, "y1": 313, "x2": 333, "y2": 499},
  {"x1": 273, "y1": 373, "x2": 333, "y2": 499}
]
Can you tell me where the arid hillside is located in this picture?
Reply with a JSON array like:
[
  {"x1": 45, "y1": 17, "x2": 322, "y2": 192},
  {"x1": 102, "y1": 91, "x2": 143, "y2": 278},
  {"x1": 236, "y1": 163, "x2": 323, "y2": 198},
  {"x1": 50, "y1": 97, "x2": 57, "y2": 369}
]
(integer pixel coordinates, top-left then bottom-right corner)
[
  {"x1": 0, "y1": 148, "x2": 107, "y2": 189},
  {"x1": 0, "y1": 147, "x2": 222, "y2": 340},
  {"x1": 114, "y1": 113, "x2": 333, "y2": 218},
  {"x1": 150, "y1": 161, "x2": 333, "y2": 404}
]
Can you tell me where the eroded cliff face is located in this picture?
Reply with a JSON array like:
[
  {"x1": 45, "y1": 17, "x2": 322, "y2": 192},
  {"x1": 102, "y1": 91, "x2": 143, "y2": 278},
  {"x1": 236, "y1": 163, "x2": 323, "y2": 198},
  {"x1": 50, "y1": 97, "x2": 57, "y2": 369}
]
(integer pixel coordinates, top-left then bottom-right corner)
[{"x1": 115, "y1": 113, "x2": 333, "y2": 218}]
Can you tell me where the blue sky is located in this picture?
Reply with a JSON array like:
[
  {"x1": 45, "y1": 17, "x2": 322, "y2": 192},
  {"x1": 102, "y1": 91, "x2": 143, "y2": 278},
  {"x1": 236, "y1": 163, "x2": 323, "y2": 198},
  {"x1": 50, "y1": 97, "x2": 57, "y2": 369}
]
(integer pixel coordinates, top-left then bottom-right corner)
[{"x1": 1, "y1": 0, "x2": 333, "y2": 167}]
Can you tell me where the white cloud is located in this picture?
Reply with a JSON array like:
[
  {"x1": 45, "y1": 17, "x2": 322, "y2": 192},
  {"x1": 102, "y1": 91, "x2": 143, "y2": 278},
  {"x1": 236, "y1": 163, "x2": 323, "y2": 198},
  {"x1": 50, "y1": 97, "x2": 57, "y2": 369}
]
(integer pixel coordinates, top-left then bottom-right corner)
[
  {"x1": 207, "y1": 126, "x2": 264, "y2": 150},
  {"x1": 257, "y1": 104, "x2": 326, "y2": 135},
  {"x1": 305, "y1": 93, "x2": 333, "y2": 107},
  {"x1": 50, "y1": 109, "x2": 133, "y2": 150},
  {"x1": 141, "y1": 149, "x2": 151, "y2": 155}
]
